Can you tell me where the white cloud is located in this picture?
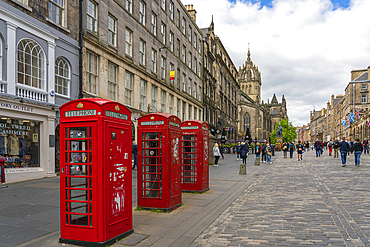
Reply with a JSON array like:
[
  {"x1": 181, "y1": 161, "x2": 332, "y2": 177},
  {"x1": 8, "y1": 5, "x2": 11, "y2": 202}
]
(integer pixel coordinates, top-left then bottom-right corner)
[{"x1": 182, "y1": 0, "x2": 370, "y2": 126}]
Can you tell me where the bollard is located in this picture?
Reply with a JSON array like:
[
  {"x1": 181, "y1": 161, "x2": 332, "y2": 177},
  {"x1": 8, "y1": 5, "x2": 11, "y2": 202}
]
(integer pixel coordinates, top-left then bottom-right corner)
[
  {"x1": 239, "y1": 164, "x2": 246, "y2": 175},
  {"x1": 254, "y1": 157, "x2": 260, "y2": 166}
]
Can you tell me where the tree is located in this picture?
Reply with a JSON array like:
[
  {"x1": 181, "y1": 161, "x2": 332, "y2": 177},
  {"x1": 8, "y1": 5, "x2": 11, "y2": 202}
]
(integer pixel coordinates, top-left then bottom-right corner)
[{"x1": 271, "y1": 119, "x2": 297, "y2": 144}]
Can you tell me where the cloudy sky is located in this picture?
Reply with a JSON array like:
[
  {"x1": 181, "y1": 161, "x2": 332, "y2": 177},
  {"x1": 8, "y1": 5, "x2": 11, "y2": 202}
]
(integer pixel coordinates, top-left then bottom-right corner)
[{"x1": 182, "y1": 0, "x2": 370, "y2": 126}]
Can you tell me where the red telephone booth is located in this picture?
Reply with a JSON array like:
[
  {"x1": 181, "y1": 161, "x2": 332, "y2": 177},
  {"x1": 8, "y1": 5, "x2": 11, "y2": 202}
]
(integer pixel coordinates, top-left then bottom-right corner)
[
  {"x1": 59, "y1": 98, "x2": 133, "y2": 246},
  {"x1": 181, "y1": 121, "x2": 209, "y2": 192},
  {"x1": 137, "y1": 113, "x2": 181, "y2": 211}
]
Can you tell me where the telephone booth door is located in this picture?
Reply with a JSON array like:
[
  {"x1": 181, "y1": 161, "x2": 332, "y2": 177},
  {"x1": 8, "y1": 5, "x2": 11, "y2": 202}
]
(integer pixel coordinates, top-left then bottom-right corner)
[
  {"x1": 181, "y1": 121, "x2": 209, "y2": 192},
  {"x1": 137, "y1": 113, "x2": 181, "y2": 211}
]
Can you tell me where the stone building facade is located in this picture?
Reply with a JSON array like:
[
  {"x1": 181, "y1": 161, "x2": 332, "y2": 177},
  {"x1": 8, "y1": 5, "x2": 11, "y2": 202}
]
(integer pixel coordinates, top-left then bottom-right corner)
[
  {"x1": 0, "y1": 0, "x2": 80, "y2": 183},
  {"x1": 80, "y1": 0, "x2": 204, "y2": 139}
]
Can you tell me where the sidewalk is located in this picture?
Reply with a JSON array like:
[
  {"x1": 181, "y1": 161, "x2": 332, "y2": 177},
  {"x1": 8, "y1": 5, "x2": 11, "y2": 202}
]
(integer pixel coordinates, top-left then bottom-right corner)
[{"x1": 0, "y1": 152, "x2": 278, "y2": 247}]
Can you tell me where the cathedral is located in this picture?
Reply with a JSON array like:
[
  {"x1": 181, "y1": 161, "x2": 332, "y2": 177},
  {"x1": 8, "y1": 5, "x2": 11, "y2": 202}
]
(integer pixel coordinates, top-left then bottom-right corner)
[{"x1": 237, "y1": 49, "x2": 288, "y2": 141}]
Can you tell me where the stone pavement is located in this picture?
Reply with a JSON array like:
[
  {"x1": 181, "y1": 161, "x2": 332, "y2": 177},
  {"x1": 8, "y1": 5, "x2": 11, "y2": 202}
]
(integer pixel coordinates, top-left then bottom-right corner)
[
  {"x1": 0, "y1": 151, "x2": 269, "y2": 247},
  {"x1": 191, "y1": 149, "x2": 370, "y2": 247}
]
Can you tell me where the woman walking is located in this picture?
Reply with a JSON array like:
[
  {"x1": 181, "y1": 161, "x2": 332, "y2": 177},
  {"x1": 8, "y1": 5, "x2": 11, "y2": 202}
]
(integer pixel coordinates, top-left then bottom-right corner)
[
  {"x1": 266, "y1": 143, "x2": 272, "y2": 164},
  {"x1": 353, "y1": 139, "x2": 363, "y2": 167},
  {"x1": 213, "y1": 143, "x2": 221, "y2": 167},
  {"x1": 240, "y1": 142, "x2": 248, "y2": 164},
  {"x1": 236, "y1": 142, "x2": 241, "y2": 160},
  {"x1": 282, "y1": 142, "x2": 288, "y2": 158}
]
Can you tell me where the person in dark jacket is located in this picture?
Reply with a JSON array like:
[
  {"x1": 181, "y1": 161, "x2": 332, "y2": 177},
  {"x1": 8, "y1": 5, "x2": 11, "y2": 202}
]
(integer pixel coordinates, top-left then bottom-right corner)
[
  {"x1": 333, "y1": 139, "x2": 339, "y2": 158},
  {"x1": 261, "y1": 141, "x2": 267, "y2": 163},
  {"x1": 339, "y1": 137, "x2": 351, "y2": 167},
  {"x1": 236, "y1": 142, "x2": 241, "y2": 160},
  {"x1": 314, "y1": 139, "x2": 321, "y2": 157},
  {"x1": 132, "y1": 141, "x2": 137, "y2": 170},
  {"x1": 255, "y1": 142, "x2": 261, "y2": 159},
  {"x1": 353, "y1": 139, "x2": 363, "y2": 167},
  {"x1": 219, "y1": 142, "x2": 224, "y2": 159},
  {"x1": 240, "y1": 142, "x2": 248, "y2": 164},
  {"x1": 289, "y1": 142, "x2": 295, "y2": 158},
  {"x1": 282, "y1": 142, "x2": 288, "y2": 158}
]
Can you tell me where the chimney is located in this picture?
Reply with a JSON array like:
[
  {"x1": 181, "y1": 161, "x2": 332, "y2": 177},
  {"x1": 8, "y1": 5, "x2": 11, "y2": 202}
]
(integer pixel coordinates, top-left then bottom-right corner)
[{"x1": 186, "y1": 4, "x2": 197, "y2": 23}]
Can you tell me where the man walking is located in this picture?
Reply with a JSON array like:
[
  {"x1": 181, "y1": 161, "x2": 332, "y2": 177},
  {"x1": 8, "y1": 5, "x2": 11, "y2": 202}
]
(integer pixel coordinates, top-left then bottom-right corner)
[
  {"x1": 236, "y1": 142, "x2": 241, "y2": 160},
  {"x1": 328, "y1": 140, "x2": 333, "y2": 156},
  {"x1": 219, "y1": 142, "x2": 225, "y2": 159},
  {"x1": 296, "y1": 141, "x2": 304, "y2": 161},
  {"x1": 261, "y1": 141, "x2": 267, "y2": 163},
  {"x1": 363, "y1": 138, "x2": 368, "y2": 154},
  {"x1": 353, "y1": 139, "x2": 363, "y2": 167},
  {"x1": 314, "y1": 139, "x2": 321, "y2": 157},
  {"x1": 339, "y1": 137, "x2": 351, "y2": 167},
  {"x1": 333, "y1": 138, "x2": 339, "y2": 158}
]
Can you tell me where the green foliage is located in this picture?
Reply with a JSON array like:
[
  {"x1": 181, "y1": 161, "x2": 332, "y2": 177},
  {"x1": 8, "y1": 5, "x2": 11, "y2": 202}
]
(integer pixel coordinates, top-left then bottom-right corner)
[
  {"x1": 135, "y1": 206, "x2": 143, "y2": 211},
  {"x1": 271, "y1": 119, "x2": 297, "y2": 144},
  {"x1": 209, "y1": 162, "x2": 214, "y2": 166},
  {"x1": 223, "y1": 143, "x2": 237, "y2": 147},
  {"x1": 150, "y1": 208, "x2": 164, "y2": 213}
]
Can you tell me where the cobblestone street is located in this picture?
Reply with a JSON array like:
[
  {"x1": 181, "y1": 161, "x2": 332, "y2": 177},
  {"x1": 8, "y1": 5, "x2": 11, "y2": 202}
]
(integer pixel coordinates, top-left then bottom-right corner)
[{"x1": 192, "y1": 150, "x2": 370, "y2": 247}]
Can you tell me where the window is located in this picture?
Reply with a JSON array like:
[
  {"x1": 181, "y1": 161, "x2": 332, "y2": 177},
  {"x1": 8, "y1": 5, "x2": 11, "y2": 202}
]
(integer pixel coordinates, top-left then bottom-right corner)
[
  {"x1": 108, "y1": 15, "x2": 117, "y2": 46},
  {"x1": 169, "y1": 94, "x2": 173, "y2": 114},
  {"x1": 198, "y1": 39, "x2": 202, "y2": 53},
  {"x1": 188, "y1": 105, "x2": 191, "y2": 120},
  {"x1": 199, "y1": 62, "x2": 201, "y2": 77},
  {"x1": 139, "y1": 1, "x2": 145, "y2": 24},
  {"x1": 151, "y1": 49, "x2": 157, "y2": 72},
  {"x1": 243, "y1": 112, "x2": 251, "y2": 132},
  {"x1": 194, "y1": 108, "x2": 197, "y2": 120},
  {"x1": 139, "y1": 40, "x2": 146, "y2": 65},
  {"x1": 193, "y1": 57, "x2": 197, "y2": 73},
  {"x1": 362, "y1": 94, "x2": 367, "y2": 103},
  {"x1": 125, "y1": 0, "x2": 132, "y2": 14},
  {"x1": 182, "y1": 45, "x2": 186, "y2": 62},
  {"x1": 176, "y1": 10, "x2": 180, "y2": 28},
  {"x1": 177, "y1": 68, "x2": 180, "y2": 89},
  {"x1": 161, "y1": 57, "x2": 166, "y2": 79},
  {"x1": 151, "y1": 13, "x2": 157, "y2": 36},
  {"x1": 176, "y1": 39, "x2": 180, "y2": 57},
  {"x1": 198, "y1": 85, "x2": 201, "y2": 101},
  {"x1": 107, "y1": 62, "x2": 117, "y2": 100},
  {"x1": 17, "y1": 39, "x2": 45, "y2": 90},
  {"x1": 161, "y1": 0, "x2": 166, "y2": 10},
  {"x1": 140, "y1": 79, "x2": 147, "y2": 111},
  {"x1": 49, "y1": 0, "x2": 65, "y2": 26},
  {"x1": 188, "y1": 78, "x2": 192, "y2": 95},
  {"x1": 0, "y1": 39, "x2": 2, "y2": 80},
  {"x1": 125, "y1": 71, "x2": 133, "y2": 106},
  {"x1": 87, "y1": 0, "x2": 97, "y2": 33},
  {"x1": 151, "y1": 85, "x2": 157, "y2": 107},
  {"x1": 161, "y1": 23, "x2": 166, "y2": 44},
  {"x1": 188, "y1": 26, "x2": 192, "y2": 42},
  {"x1": 169, "y1": 32, "x2": 174, "y2": 52},
  {"x1": 125, "y1": 29, "x2": 133, "y2": 56},
  {"x1": 16, "y1": 0, "x2": 28, "y2": 5},
  {"x1": 182, "y1": 102, "x2": 186, "y2": 120},
  {"x1": 193, "y1": 33, "x2": 197, "y2": 49},
  {"x1": 188, "y1": 52, "x2": 192, "y2": 68},
  {"x1": 362, "y1": 84, "x2": 367, "y2": 90},
  {"x1": 161, "y1": 90, "x2": 166, "y2": 112},
  {"x1": 177, "y1": 99, "x2": 180, "y2": 117},
  {"x1": 182, "y1": 18, "x2": 186, "y2": 35},
  {"x1": 55, "y1": 57, "x2": 70, "y2": 96},
  {"x1": 193, "y1": 82, "x2": 196, "y2": 98},
  {"x1": 169, "y1": 1, "x2": 174, "y2": 20},
  {"x1": 169, "y1": 63, "x2": 174, "y2": 82},
  {"x1": 182, "y1": 74, "x2": 186, "y2": 91},
  {"x1": 86, "y1": 51, "x2": 98, "y2": 94}
]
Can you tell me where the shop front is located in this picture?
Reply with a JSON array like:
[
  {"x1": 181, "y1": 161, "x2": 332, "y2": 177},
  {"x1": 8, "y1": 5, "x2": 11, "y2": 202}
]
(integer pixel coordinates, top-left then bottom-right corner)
[{"x1": 0, "y1": 98, "x2": 56, "y2": 183}]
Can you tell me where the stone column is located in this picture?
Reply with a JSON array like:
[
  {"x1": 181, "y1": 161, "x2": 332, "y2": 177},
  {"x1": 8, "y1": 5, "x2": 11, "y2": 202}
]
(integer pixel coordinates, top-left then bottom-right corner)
[
  {"x1": 6, "y1": 21, "x2": 17, "y2": 95},
  {"x1": 47, "y1": 41, "x2": 56, "y2": 104},
  {"x1": 47, "y1": 114, "x2": 56, "y2": 177}
]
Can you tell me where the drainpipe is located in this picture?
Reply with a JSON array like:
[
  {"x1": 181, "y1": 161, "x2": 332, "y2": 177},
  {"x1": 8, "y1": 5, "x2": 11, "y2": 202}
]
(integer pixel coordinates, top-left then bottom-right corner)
[{"x1": 78, "y1": 0, "x2": 84, "y2": 99}]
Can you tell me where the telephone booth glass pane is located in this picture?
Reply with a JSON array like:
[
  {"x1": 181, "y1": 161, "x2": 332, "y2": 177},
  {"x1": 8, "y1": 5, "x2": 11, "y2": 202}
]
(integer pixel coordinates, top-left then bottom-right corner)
[
  {"x1": 182, "y1": 134, "x2": 197, "y2": 184},
  {"x1": 142, "y1": 132, "x2": 162, "y2": 198},
  {"x1": 64, "y1": 126, "x2": 93, "y2": 227}
]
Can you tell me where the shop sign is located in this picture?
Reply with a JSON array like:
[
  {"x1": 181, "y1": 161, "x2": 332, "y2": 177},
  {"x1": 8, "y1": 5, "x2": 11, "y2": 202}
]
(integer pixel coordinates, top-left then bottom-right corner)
[
  {"x1": 5, "y1": 168, "x2": 43, "y2": 173},
  {"x1": 0, "y1": 122, "x2": 31, "y2": 136},
  {"x1": 202, "y1": 127, "x2": 208, "y2": 131},
  {"x1": 141, "y1": 121, "x2": 164, "y2": 126},
  {"x1": 181, "y1": 126, "x2": 198, "y2": 130},
  {"x1": 105, "y1": 110, "x2": 128, "y2": 120},
  {"x1": 65, "y1": 109, "x2": 96, "y2": 117},
  {"x1": 169, "y1": 121, "x2": 180, "y2": 127},
  {"x1": 0, "y1": 102, "x2": 33, "y2": 112}
]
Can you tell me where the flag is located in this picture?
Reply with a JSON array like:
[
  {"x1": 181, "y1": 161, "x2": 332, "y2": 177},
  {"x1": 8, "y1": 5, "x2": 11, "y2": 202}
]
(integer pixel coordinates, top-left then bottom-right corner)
[
  {"x1": 355, "y1": 108, "x2": 361, "y2": 118},
  {"x1": 342, "y1": 120, "x2": 346, "y2": 127},
  {"x1": 350, "y1": 114, "x2": 354, "y2": 122},
  {"x1": 347, "y1": 116, "x2": 350, "y2": 125}
]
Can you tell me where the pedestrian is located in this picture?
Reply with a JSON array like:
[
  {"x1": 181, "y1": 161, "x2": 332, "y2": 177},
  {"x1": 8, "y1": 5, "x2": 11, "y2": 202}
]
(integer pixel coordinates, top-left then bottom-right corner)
[
  {"x1": 236, "y1": 142, "x2": 241, "y2": 160},
  {"x1": 261, "y1": 141, "x2": 267, "y2": 163},
  {"x1": 240, "y1": 142, "x2": 248, "y2": 164},
  {"x1": 339, "y1": 137, "x2": 351, "y2": 167},
  {"x1": 314, "y1": 139, "x2": 321, "y2": 157},
  {"x1": 219, "y1": 142, "x2": 224, "y2": 159},
  {"x1": 323, "y1": 141, "x2": 327, "y2": 151},
  {"x1": 328, "y1": 140, "x2": 333, "y2": 156},
  {"x1": 282, "y1": 142, "x2": 288, "y2": 158},
  {"x1": 255, "y1": 142, "x2": 261, "y2": 159},
  {"x1": 266, "y1": 143, "x2": 272, "y2": 164},
  {"x1": 132, "y1": 141, "x2": 137, "y2": 170},
  {"x1": 333, "y1": 138, "x2": 339, "y2": 158},
  {"x1": 213, "y1": 143, "x2": 221, "y2": 167},
  {"x1": 353, "y1": 139, "x2": 363, "y2": 167},
  {"x1": 289, "y1": 142, "x2": 295, "y2": 158},
  {"x1": 363, "y1": 138, "x2": 368, "y2": 154},
  {"x1": 296, "y1": 141, "x2": 304, "y2": 161}
]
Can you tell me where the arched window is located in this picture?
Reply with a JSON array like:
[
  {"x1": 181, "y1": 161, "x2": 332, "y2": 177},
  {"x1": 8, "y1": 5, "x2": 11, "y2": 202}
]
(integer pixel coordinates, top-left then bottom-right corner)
[
  {"x1": 243, "y1": 112, "x2": 251, "y2": 132},
  {"x1": 17, "y1": 39, "x2": 45, "y2": 89},
  {"x1": 55, "y1": 57, "x2": 70, "y2": 96},
  {"x1": 0, "y1": 36, "x2": 3, "y2": 81}
]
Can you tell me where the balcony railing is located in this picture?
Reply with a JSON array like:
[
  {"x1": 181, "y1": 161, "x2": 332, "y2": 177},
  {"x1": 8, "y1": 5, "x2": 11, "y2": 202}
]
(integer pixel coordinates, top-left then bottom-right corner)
[
  {"x1": 16, "y1": 84, "x2": 48, "y2": 102},
  {"x1": 0, "y1": 80, "x2": 6, "y2": 93}
]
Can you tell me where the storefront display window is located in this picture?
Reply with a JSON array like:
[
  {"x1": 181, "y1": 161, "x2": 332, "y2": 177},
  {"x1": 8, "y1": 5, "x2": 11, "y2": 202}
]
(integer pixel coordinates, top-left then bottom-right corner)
[{"x1": 0, "y1": 117, "x2": 40, "y2": 168}]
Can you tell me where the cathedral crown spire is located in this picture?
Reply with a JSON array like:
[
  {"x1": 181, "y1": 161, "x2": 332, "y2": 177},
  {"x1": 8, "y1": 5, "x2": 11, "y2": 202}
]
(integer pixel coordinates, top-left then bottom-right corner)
[{"x1": 247, "y1": 43, "x2": 251, "y2": 62}]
